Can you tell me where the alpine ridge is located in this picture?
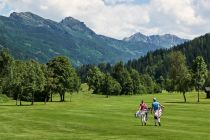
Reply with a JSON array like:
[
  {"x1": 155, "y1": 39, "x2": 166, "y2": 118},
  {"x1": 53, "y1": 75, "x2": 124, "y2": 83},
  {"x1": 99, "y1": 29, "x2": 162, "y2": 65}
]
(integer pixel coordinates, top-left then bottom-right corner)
[{"x1": 0, "y1": 12, "x2": 187, "y2": 66}]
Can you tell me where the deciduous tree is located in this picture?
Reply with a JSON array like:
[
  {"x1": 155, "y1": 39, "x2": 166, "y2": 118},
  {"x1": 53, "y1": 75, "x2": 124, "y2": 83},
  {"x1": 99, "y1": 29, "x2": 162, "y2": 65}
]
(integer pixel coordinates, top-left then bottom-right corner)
[
  {"x1": 47, "y1": 56, "x2": 79, "y2": 102},
  {"x1": 168, "y1": 51, "x2": 192, "y2": 102},
  {"x1": 192, "y1": 56, "x2": 208, "y2": 102}
]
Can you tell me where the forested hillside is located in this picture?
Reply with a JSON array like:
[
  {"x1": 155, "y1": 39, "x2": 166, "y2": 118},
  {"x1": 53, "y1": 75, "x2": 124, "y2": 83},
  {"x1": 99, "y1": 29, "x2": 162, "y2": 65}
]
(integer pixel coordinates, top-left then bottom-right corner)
[
  {"x1": 0, "y1": 12, "x2": 186, "y2": 66},
  {"x1": 126, "y1": 33, "x2": 210, "y2": 78}
]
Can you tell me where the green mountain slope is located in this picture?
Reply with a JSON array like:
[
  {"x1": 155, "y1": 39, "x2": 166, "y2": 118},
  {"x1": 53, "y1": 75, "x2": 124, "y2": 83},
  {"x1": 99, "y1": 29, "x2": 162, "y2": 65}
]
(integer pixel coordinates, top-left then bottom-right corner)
[
  {"x1": 0, "y1": 12, "x2": 186, "y2": 66},
  {"x1": 126, "y1": 33, "x2": 210, "y2": 78}
]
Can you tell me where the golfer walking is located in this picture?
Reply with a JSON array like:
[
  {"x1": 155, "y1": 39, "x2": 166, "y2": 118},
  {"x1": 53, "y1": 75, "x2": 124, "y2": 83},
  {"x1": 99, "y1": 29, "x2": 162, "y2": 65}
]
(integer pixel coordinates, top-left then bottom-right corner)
[{"x1": 151, "y1": 98, "x2": 164, "y2": 126}]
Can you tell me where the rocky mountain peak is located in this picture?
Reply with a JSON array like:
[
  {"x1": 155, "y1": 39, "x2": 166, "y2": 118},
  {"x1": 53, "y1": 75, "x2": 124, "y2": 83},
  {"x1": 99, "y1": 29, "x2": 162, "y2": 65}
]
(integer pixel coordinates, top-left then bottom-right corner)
[
  {"x1": 61, "y1": 17, "x2": 82, "y2": 25},
  {"x1": 10, "y1": 12, "x2": 43, "y2": 21},
  {"x1": 124, "y1": 32, "x2": 188, "y2": 48},
  {"x1": 9, "y1": 12, "x2": 49, "y2": 27},
  {"x1": 123, "y1": 32, "x2": 147, "y2": 42},
  {"x1": 60, "y1": 16, "x2": 95, "y2": 35}
]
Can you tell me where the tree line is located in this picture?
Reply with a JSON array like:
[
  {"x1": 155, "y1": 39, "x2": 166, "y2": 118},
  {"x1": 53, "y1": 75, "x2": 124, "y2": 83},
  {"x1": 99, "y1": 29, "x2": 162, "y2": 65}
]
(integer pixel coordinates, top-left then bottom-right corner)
[
  {"x1": 77, "y1": 51, "x2": 208, "y2": 102},
  {"x1": 77, "y1": 62, "x2": 163, "y2": 97},
  {"x1": 0, "y1": 49, "x2": 80, "y2": 105},
  {"x1": 127, "y1": 51, "x2": 209, "y2": 102}
]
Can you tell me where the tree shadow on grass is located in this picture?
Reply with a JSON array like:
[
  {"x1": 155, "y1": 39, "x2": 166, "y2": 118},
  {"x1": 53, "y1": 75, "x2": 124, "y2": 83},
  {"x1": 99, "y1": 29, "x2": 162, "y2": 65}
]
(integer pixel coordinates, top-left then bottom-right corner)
[
  {"x1": 0, "y1": 104, "x2": 17, "y2": 106},
  {"x1": 0, "y1": 101, "x2": 70, "y2": 106},
  {"x1": 164, "y1": 101, "x2": 186, "y2": 104},
  {"x1": 49, "y1": 101, "x2": 64, "y2": 102},
  {"x1": 0, "y1": 104, "x2": 32, "y2": 106},
  {"x1": 134, "y1": 124, "x2": 156, "y2": 127},
  {"x1": 165, "y1": 101, "x2": 210, "y2": 104}
]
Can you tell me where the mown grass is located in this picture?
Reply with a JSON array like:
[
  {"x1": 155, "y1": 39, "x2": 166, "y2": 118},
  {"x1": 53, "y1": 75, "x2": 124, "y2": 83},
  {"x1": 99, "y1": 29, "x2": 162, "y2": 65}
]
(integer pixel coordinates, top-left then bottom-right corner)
[{"x1": 0, "y1": 87, "x2": 210, "y2": 140}]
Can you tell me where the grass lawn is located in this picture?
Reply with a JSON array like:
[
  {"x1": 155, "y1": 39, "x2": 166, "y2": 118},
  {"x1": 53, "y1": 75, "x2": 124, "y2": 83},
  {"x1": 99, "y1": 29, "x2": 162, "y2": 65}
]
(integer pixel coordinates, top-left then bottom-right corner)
[{"x1": 0, "y1": 87, "x2": 210, "y2": 140}]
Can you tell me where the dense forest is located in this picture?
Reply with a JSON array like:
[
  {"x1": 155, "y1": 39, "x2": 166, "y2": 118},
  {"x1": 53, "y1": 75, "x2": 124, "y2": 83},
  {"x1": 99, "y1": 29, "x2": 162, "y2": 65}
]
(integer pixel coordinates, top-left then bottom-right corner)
[{"x1": 126, "y1": 33, "x2": 210, "y2": 78}]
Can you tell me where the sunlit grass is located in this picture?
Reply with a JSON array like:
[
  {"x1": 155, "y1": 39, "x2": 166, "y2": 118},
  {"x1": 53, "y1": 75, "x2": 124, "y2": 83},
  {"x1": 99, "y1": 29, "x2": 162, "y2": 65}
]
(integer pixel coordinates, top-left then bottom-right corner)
[{"x1": 0, "y1": 86, "x2": 210, "y2": 140}]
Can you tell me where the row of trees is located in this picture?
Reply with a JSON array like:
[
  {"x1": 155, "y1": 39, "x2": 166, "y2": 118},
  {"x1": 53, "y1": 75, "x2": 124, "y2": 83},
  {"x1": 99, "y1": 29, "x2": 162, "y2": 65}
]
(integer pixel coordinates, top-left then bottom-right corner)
[
  {"x1": 78, "y1": 61, "x2": 161, "y2": 97},
  {"x1": 77, "y1": 51, "x2": 208, "y2": 102},
  {"x1": 0, "y1": 49, "x2": 80, "y2": 105},
  {"x1": 166, "y1": 51, "x2": 208, "y2": 102}
]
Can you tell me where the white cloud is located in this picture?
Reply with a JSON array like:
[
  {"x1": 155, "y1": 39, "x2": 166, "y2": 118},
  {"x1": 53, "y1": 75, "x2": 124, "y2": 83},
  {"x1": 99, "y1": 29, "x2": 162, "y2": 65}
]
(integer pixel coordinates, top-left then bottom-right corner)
[
  {"x1": 0, "y1": 1, "x2": 5, "y2": 9},
  {"x1": 0, "y1": 0, "x2": 210, "y2": 39},
  {"x1": 40, "y1": 5, "x2": 48, "y2": 10},
  {"x1": 102, "y1": 0, "x2": 134, "y2": 5}
]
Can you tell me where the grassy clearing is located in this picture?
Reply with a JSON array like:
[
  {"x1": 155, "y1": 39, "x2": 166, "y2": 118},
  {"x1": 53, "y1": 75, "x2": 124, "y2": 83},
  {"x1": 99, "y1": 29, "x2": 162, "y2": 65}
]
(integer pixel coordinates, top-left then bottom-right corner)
[{"x1": 0, "y1": 88, "x2": 210, "y2": 140}]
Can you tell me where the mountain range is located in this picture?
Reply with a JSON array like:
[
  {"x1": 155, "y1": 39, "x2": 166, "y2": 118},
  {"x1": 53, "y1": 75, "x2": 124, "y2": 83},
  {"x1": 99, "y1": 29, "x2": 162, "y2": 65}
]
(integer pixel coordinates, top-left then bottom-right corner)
[
  {"x1": 0, "y1": 12, "x2": 187, "y2": 66},
  {"x1": 124, "y1": 32, "x2": 187, "y2": 48}
]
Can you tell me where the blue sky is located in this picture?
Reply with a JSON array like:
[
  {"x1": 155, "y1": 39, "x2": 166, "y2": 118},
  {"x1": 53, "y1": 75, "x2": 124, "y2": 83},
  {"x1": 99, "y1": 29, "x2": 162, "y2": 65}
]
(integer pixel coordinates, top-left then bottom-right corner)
[{"x1": 0, "y1": 0, "x2": 210, "y2": 39}]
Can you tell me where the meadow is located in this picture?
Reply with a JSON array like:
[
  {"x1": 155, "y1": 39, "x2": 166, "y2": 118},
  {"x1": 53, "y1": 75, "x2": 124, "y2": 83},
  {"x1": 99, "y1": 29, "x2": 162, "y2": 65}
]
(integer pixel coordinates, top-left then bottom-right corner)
[{"x1": 0, "y1": 86, "x2": 210, "y2": 140}]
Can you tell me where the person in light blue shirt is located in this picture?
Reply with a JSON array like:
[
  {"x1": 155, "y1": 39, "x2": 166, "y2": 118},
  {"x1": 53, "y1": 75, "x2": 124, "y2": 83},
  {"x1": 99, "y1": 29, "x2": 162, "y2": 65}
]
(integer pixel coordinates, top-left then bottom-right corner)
[{"x1": 151, "y1": 98, "x2": 164, "y2": 126}]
